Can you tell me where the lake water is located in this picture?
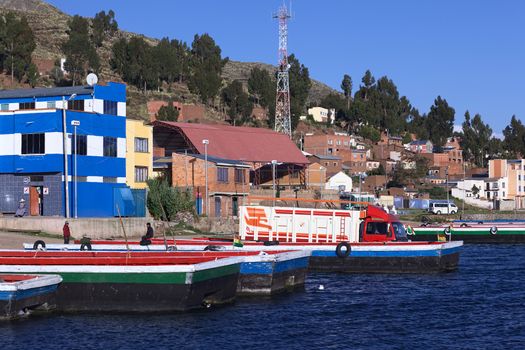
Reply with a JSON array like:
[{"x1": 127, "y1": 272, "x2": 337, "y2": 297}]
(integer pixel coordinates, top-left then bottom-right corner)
[{"x1": 1, "y1": 245, "x2": 524, "y2": 349}]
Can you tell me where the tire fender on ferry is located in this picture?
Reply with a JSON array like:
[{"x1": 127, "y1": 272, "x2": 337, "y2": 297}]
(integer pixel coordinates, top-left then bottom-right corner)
[
  {"x1": 80, "y1": 242, "x2": 92, "y2": 251},
  {"x1": 336, "y1": 242, "x2": 351, "y2": 258},
  {"x1": 444, "y1": 227, "x2": 452, "y2": 235},
  {"x1": 33, "y1": 240, "x2": 46, "y2": 250},
  {"x1": 490, "y1": 226, "x2": 498, "y2": 235}
]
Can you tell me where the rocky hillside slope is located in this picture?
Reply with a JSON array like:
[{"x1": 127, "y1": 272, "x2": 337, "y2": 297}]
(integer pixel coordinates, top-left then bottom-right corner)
[{"x1": 0, "y1": 0, "x2": 339, "y2": 120}]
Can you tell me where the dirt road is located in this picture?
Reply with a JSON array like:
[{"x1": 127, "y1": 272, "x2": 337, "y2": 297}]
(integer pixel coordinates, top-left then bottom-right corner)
[{"x1": 0, "y1": 231, "x2": 62, "y2": 249}]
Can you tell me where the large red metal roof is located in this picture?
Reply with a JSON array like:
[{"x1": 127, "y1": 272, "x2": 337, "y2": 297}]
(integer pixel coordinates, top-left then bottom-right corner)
[{"x1": 154, "y1": 121, "x2": 308, "y2": 164}]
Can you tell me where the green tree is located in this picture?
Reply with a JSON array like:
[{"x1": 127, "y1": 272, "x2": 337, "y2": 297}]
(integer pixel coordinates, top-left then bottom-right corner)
[
  {"x1": 156, "y1": 102, "x2": 179, "y2": 121},
  {"x1": 26, "y1": 63, "x2": 38, "y2": 87},
  {"x1": 288, "y1": 54, "x2": 311, "y2": 129},
  {"x1": 407, "y1": 108, "x2": 429, "y2": 140},
  {"x1": 402, "y1": 133, "x2": 412, "y2": 144},
  {"x1": 359, "y1": 125, "x2": 381, "y2": 142},
  {"x1": 91, "y1": 10, "x2": 118, "y2": 47},
  {"x1": 221, "y1": 80, "x2": 253, "y2": 125},
  {"x1": 351, "y1": 70, "x2": 412, "y2": 135},
  {"x1": 426, "y1": 96, "x2": 455, "y2": 148},
  {"x1": 471, "y1": 184, "x2": 479, "y2": 197},
  {"x1": 247, "y1": 67, "x2": 274, "y2": 108},
  {"x1": 146, "y1": 179, "x2": 194, "y2": 221},
  {"x1": 341, "y1": 74, "x2": 352, "y2": 109},
  {"x1": 360, "y1": 70, "x2": 375, "y2": 100},
  {"x1": 110, "y1": 37, "x2": 157, "y2": 91},
  {"x1": 62, "y1": 15, "x2": 100, "y2": 85},
  {"x1": 502, "y1": 115, "x2": 525, "y2": 158},
  {"x1": 153, "y1": 37, "x2": 190, "y2": 85},
  {"x1": 0, "y1": 12, "x2": 36, "y2": 83},
  {"x1": 460, "y1": 111, "x2": 492, "y2": 166},
  {"x1": 488, "y1": 137, "x2": 504, "y2": 159},
  {"x1": 188, "y1": 33, "x2": 227, "y2": 104}
]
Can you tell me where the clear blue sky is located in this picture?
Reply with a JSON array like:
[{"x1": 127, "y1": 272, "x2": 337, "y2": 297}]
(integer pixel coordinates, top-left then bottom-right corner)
[{"x1": 47, "y1": 0, "x2": 525, "y2": 136}]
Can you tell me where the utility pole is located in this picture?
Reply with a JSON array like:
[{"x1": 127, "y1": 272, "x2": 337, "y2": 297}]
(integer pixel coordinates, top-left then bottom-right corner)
[
  {"x1": 273, "y1": 4, "x2": 292, "y2": 138},
  {"x1": 202, "y1": 140, "x2": 209, "y2": 216},
  {"x1": 61, "y1": 93, "x2": 76, "y2": 218},
  {"x1": 62, "y1": 96, "x2": 69, "y2": 218},
  {"x1": 271, "y1": 160, "x2": 277, "y2": 205}
]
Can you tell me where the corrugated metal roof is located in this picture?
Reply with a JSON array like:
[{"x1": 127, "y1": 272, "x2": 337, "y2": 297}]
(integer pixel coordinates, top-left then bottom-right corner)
[
  {"x1": 311, "y1": 154, "x2": 342, "y2": 160},
  {"x1": 0, "y1": 86, "x2": 94, "y2": 100},
  {"x1": 153, "y1": 121, "x2": 308, "y2": 164},
  {"x1": 410, "y1": 140, "x2": 430, "y2": 145},
  {"x1": 188, "y1": 153, "x2": 249, "y2": 167}
]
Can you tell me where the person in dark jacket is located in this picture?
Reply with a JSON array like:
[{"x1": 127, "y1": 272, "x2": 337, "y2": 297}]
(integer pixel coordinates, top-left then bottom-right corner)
[
  {"x1": 140, "y1": 223, "x2": 154, "y2": 246},
  {"x1": 144, "y1": 223, "x2": 154, "y2": 239},
  {"x1": 63, "y1": 221, "x2": 71, "y2": 244}
]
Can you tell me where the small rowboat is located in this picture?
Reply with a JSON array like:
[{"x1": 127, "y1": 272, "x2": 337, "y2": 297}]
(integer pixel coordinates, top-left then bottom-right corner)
[{"x1": 0, "y1": 274, "x2": 62, "y2": 320}]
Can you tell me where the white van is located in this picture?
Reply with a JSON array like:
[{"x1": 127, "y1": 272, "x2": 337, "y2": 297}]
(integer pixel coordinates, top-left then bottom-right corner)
[{"x1": 428, "y1": 202, "x2": 458, "y2": 215}]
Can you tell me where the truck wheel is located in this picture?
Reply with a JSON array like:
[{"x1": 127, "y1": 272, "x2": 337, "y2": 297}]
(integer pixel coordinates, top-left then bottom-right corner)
[
  {"x1": 436, "y1": 211, "x2": 441, "y2": 215},
  {"x1": 336, "y1": 242, "x2": 351, "y2": 258},
  {"x1": 450, "y1": 210, "x2": 456, "y2": 215}
]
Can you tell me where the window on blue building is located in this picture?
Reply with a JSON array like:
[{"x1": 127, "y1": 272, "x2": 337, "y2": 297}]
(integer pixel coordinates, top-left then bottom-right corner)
[
  {"x1": 103, "y1": 137, "x2": 117, "y2": 157},
  {"x1": 22, "y1": 133, "x2": 45, "y2": 154},
  {"x1": 103, "y1": 177, "x2": 117, "y2": 183},
  {"x1": 134, "y1": 138, "x2": 148, "y2": 153},
  {"x1": 104, "y1": 100, "x2": 118, "y2": 115},
  {"x1": 68, "y1": 99, "x2": 84, "y2": 111},
  {"x1": 47, "y1": 101, "x2": 56, "y2": 109},
  {"x1": 1, "y1": 103, "x2": 8, "y2": 111},
  {"x1": 217, "y1": 167, "x2": 228, "y2": 182},
  {"x1": 74, "y1": 135, "x2": 87, "y2": 156},
  {"x1": 19, "y1": 102, "x2": 35, "y2": 110}
]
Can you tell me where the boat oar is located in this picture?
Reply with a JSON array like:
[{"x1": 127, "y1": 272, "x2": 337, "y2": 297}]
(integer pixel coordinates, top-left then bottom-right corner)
[{"x1": 116, "y1": 204, "x2": 130, "y2": 257}]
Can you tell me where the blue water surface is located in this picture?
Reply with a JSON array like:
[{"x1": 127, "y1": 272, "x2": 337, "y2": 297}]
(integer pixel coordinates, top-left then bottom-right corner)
[{"x1": 1, "y1": 245, "x2": 524, "y2": 349}]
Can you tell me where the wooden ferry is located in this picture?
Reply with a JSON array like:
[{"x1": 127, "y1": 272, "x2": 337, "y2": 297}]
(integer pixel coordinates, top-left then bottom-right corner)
[
  {"x1": 412, "y1": 222, "x2": 525, "y2": 243},
  {"x1": 0, "y1": 251, "x2": 242, "y2": 312},
  {"x1": 21, "y1": 246, "x2": 310, "y2": 296}
]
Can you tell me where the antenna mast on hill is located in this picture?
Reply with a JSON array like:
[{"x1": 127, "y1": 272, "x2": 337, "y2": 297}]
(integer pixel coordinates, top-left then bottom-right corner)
[{"x1": 273, "y1": 3, "x2": 292, "y2": 138}]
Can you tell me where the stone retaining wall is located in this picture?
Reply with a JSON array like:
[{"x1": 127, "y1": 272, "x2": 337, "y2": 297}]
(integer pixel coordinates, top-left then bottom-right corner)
[{"x1": 0, "y1": 217, "x2": 151, "y2": 239}]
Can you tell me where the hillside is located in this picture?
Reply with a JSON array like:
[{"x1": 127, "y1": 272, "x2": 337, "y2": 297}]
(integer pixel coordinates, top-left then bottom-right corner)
[{"x1": 0, "y1": 0, "x2": 339, "y2": 121}]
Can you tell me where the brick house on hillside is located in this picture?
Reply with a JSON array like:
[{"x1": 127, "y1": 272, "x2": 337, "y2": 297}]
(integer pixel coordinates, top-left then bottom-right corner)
[
  {"x1": 303, "y1": 133, "x2": 357, "y2": 156},
  {"x1": 408, "y1": 140, "x2": 433, "y2": 154},
  {"x1": 308, "y1": 154, "x2": 342, "y2": 176},
  {"x1": 171, "y1": 153, "x2": 250, "y2": 217}
]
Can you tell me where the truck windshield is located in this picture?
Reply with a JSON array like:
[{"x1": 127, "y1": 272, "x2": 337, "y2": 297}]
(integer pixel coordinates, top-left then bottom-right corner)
[
  {"x1": 366, "y1": 222, "x2": 389, "y2": 235},
  {"x1": 392, "y1": 222, "x2": 407, "y2": 240}
]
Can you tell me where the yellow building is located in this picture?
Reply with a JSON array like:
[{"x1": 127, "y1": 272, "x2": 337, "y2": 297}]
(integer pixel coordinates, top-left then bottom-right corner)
[{"x1": 126, "y1": 119, "x2": 153, "y2": 189}]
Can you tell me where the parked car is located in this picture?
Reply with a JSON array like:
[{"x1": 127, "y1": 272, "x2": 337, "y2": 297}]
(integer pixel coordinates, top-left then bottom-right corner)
[{"x1": 428, "y1": 202, "x2": 458, "y2": 215}]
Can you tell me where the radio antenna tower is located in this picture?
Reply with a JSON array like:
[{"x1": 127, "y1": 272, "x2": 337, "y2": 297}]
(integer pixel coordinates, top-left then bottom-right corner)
[{"x1": 273, "y1": 3, "x2": 292, "y2": 138}]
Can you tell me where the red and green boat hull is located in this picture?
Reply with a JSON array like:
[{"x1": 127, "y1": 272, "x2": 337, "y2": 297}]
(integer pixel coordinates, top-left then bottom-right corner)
[{"x1": 0, "y1": 252, "x2": 242, "y2": 312}]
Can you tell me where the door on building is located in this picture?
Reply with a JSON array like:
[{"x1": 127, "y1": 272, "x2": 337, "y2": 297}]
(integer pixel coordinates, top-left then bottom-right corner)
[
  {"x1": 232, "y1": 196, "x2": 239, "y2": 217},
  {"x1": 29, "y1": 186, "x2": 43, "y2": 216},
  {"x1": 214, "y1": 197, "x2": 221, "y2": 217}
]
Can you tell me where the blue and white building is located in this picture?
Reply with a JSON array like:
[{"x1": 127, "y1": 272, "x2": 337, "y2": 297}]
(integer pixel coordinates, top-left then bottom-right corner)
[{"x1": 0, "y1": 82, "x2": 131, "y2": 217}]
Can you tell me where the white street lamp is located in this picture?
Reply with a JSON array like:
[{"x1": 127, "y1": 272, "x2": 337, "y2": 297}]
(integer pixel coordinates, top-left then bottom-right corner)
[
  {"x1": 271, "y1": 160, "x2": 277, "y2": 200},
  {"x1": 62, "y1": 93, "x2": 77, "y2": 218},
  {"x1": 202, "y1": 139, "x2": 209, "y2": 216},
  {"x1": 71, "y1": 120, "x2": 80, "y2": 218}
]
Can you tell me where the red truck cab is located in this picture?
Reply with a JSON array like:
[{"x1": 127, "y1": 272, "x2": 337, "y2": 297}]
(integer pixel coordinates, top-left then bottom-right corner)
[{"x1": 359, "y1": 205, "x2": 408, "y2": 242}]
